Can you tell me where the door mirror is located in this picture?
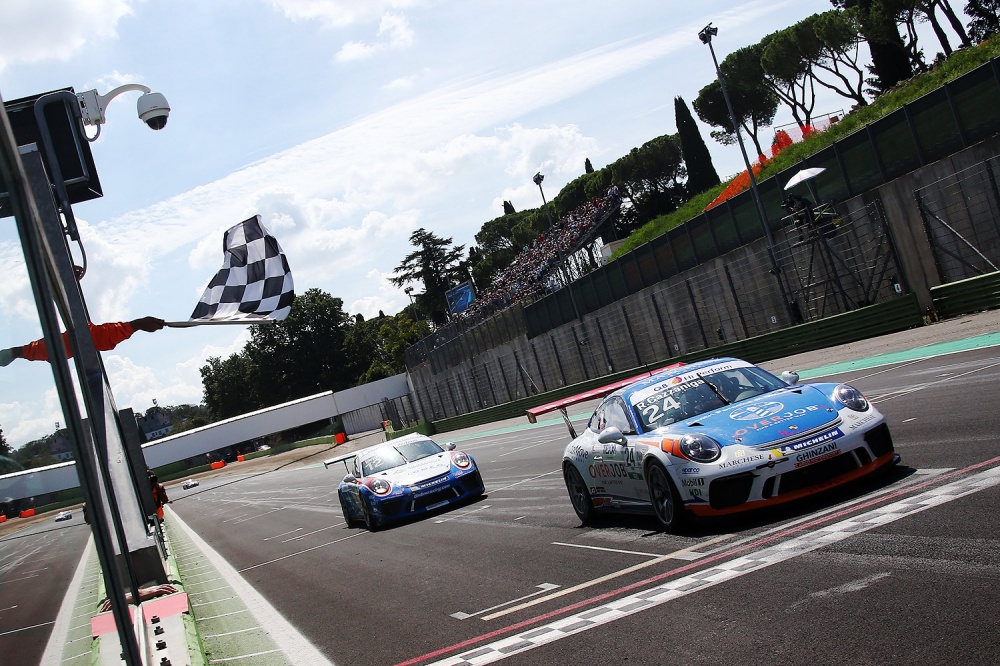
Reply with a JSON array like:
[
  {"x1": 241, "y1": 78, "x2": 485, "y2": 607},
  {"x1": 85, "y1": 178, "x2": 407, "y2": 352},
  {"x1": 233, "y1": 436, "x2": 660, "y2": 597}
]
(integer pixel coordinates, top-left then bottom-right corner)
[
  {"x1": 342, "y1": 474, "x2": 358, "y2": 484},
  {"x1": 780, "y1": 370, "x2": 800, "y2": 385},
  {"x1": 444, "y1": 442, "x2": 456, "y2": 451},
  {"x1": 597, "y1": 426, "x2": 626, "y2": 445}
]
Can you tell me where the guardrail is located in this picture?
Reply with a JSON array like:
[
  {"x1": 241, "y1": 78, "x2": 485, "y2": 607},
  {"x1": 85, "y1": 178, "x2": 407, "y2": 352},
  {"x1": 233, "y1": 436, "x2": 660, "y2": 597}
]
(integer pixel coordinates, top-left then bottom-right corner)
[{"x1": 931, "y1": 270, "x2": 1000, "y2": 319}]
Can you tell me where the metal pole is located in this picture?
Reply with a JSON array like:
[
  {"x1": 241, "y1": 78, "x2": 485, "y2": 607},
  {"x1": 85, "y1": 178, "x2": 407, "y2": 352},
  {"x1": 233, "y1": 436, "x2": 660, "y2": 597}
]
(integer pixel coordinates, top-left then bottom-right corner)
[
  {"x1": 700, "y1": 24, "x2": 792, "y2": 314},
  {"x1": 534, "y1": 172, "x2": 581, "y2": 320}
]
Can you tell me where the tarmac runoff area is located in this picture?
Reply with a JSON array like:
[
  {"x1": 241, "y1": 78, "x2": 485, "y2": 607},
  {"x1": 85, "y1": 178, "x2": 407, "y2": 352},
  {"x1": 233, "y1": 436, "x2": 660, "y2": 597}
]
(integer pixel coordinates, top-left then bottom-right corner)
[{"x1": 32, "y1": 307, "x2": 1000, "y2": 664}]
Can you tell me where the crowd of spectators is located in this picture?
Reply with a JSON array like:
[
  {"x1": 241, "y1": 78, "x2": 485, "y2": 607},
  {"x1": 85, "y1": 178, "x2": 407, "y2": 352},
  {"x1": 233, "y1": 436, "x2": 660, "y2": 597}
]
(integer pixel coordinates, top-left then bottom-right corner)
[{"x1": 455, "y1": 184, "x2": 621, "y2": 324}]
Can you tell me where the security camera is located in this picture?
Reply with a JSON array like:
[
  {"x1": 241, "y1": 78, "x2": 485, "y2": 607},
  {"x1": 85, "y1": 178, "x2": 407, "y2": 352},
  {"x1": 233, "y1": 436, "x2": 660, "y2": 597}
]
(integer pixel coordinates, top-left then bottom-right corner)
[
  {"x1": 76, "y1": 84, "x2": 171, "y2": 139},
  {"x1": 137, "y1": 92, "x2": 170, "y2": 130}
]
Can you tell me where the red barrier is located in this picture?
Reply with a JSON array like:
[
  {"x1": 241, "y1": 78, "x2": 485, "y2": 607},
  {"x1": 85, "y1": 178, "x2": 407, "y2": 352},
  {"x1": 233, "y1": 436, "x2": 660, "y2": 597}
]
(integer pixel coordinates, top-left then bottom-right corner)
[
  {"x1": 19, "y1": 508, "x2": 35, "y2": 518},
  {"x1": 0, "y1": 514, "x2": 7, "y2": 523},
  {"x1": 210, "y1": 461, "x2": 225, "y2": 470},
  {"x1": 335, "y1": 432, "x2": 347, "y2": 444},
  {"x1": 237, "y1": 455, "x2": 244, "y2": 462}
]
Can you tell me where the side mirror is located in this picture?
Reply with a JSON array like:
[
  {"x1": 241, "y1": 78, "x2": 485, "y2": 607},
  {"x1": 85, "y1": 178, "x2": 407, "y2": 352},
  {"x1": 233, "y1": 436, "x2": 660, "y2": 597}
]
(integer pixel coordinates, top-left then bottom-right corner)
[
  {"x1": 444, "y1": 442, "x2": 456, "y2": 451},
  {"x1": 597, "y1": 426, "x2": 626, "y2": 445},
  {"x1": 342, "y1": 474, "x2": 358, "y2": 484},
  {"x1": 781, "y1": 370, "x2": 800, "y2": 385}
]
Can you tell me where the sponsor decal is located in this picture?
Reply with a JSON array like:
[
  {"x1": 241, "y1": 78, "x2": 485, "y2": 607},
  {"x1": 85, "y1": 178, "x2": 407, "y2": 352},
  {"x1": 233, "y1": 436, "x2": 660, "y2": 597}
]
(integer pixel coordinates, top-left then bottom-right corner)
[
  {"x1": 627, "y1": 471, "x2": 644, "y2": 481},
  {"x1": 589, "y1": 462, "x2": 629, "y2": 480},
  {"x1": 794, "y1": 442, "x2": 840, "y2": 468},
  {"x1": 681, "y1": 478, "x2": 705, "y2": 487},
  {"x1": 717, "y1": 454, "x2": 766, "y2": 469},
  {"x1": 689, "y1": 488, "x2": 702, "y2": 497},
  {"x1": 680, "y1": 467, "x2": 700, "y2": 475},
  {"x1": 844, "y1": 413, "x2": 878, "y2": 431},
  {"x1": 732, "y1": 405, "x2": 824, "y2": 437},
  {"x1": 777, "y1": 427, "x2": 843, "y2": 456},
  {"x1": 590, "y1": 486, "x2": 606, "y2": 494},
  {"x1": 730, "y1": 402, "x2": 785, "y2": 420},
  {"x1": 569, "y1": 445, "x2": 588, "y2": 463}
]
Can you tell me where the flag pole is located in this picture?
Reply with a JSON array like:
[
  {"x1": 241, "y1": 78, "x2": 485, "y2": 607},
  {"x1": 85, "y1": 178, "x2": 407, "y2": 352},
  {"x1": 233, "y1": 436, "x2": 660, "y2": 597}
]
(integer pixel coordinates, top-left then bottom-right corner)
[{"x1": 163, "y1": 320, "x2": 278, "y2": 327}]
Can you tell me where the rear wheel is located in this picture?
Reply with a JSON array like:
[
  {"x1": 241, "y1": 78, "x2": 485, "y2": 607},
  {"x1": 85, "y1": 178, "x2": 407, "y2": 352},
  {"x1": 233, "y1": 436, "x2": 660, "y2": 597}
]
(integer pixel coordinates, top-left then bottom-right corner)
[
  {"x1": 564, "y1": 463, "x2": 596, "y2": 525},
  {"x1": 646, "y1": 461, "x2": 686, "y2": 532}
]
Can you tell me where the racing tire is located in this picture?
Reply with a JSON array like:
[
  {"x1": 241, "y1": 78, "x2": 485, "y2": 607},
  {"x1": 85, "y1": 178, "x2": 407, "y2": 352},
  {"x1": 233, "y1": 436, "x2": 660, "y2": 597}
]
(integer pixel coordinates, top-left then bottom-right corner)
[
  {"x1": 339, "y1": 493, "x2": 362, "y2": 528},
  {"x1": 361, "y1": 495, "x2": 380, "y2": 531},
  {"x1": 563, "y1": 463, "x2": 596, "y2": 525},
  {"x1": 645, "y1": 461, "x2": 687, "y2": 533}
]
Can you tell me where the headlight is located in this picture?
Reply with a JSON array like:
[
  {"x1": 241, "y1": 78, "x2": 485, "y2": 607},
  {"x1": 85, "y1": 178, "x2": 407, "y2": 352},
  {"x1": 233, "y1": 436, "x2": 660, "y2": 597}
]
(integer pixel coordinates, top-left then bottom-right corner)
[
  {"x1": 368, "y1": 478, "x2": 392, "y2": 495},
  {"x1": 835, "y1": 384, "x2": 869, "y2": 411},
  {"x1": 678, "y1": 433, "x2": 722, "y2": 463},
  {"x1": 451, "y1": 451, "x2": 472, "y2": 469}
]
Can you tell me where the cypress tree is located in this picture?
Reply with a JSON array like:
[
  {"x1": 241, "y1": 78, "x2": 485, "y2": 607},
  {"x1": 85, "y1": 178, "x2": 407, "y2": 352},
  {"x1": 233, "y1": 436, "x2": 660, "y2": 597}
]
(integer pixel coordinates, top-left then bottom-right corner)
[{"x1": 674, "y1": 96, "x2": 720, "y2": 196}]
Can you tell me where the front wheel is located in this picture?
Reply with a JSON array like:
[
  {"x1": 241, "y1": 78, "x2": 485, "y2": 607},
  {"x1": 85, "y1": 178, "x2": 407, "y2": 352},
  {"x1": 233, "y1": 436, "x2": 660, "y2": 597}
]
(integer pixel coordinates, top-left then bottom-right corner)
[
  {"x1": 564, "y1": 463, "x2": 596, "y2": 525},
  {"x1": 361, "y1": 495, "x2": 380, "y2": 531},
  {"x1": 340, "y1": 492, "x2": 361, "y2": 528},
  {"x1": 646, "y1": 461, "x2": 687, "y2": 533}
]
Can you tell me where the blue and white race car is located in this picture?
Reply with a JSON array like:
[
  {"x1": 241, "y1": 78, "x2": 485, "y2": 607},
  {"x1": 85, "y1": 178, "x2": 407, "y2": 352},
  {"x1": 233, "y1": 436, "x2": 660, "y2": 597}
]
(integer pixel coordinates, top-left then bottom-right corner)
[
  {"x1": 325, "y1": 434, "x2": 485, "y2": 529},
  {"x1": 536, "y1": 357, "x2": 897, "y2": 531}
]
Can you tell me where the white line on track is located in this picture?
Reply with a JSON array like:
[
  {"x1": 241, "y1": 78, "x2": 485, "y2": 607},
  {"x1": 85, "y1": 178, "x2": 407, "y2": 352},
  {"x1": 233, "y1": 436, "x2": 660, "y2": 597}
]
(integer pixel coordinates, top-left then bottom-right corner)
[
  {"x1": 452, "y1": 584, "x2": 561, "y2": 620},
  {"x1": 434, "y1": 505, "x2": 491, "y2": 524},
  {"x1": 551, "y1": 542, "x2": 703, "y2": 560},
  {"x1": 239, "y1": 531, "x2": 366, "y2": 571},
  {"x1": 481, "y1": 535, "x2": 732, "y2": 621},
  {"x1": 486, "y1": 470, "x2": 561, "y2": 494},
  {"x1": 871, "y1": 360, "x2": 1000, "y2": 403},
  {"x1": 263, "y1": 527, "x2": 303, "y2": 541},
  {"x1": 424, "y1": 460, "x2": 1000, "y2": 665},
  {"x1": 282, "y1": 523, "x2": 343, "y2": 542}
]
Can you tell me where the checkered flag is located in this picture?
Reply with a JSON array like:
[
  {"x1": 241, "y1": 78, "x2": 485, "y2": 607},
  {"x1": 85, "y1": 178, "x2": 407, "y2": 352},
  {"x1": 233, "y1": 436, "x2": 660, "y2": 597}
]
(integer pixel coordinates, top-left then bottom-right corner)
[{"x1": 173, "y1": 216, "x2": 294, "y2": 326}]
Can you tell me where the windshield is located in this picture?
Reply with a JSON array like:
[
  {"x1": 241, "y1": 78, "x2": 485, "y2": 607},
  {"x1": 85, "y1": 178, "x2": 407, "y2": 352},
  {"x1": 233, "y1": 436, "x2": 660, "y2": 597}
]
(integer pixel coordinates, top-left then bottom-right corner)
[
  {"x1": 630, "y1": 364, "x2": 787, "y2": 430},
  {"x1": 361, "y1": 448, "x2": 408, "y2": 475},
  {"x1": 359, "y1": 439, "x2": 444, "y2": 475},
  {"x1": 394, "y1": 438, "x2": 444, "y2": 463}
]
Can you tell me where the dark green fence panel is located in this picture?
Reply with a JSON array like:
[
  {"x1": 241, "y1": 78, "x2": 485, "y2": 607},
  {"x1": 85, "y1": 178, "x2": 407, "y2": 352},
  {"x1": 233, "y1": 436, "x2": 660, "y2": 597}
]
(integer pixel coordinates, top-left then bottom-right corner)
[
  {"x1": 651, "y1": 234, "x2": 677, "y2": 279},
  {"x1": 838, "y1": 127, "x2": 885, "y2": 194},
  {"x1": 608, "y1": 261, "x2": 629, "y2": 299},
  {"x1": 620, "y1": 251, "x2": 644, "y2": 294},
  {"x1": 669, "y1": 224, "x2": 697, "y2": 271},
  {"x1": 712, "y1": 202, "x2": 743, "y2": 253},
  {"x1": 689, "y1": 215, "x2": 717, "y2": 263},
  {"x1": 806, "y1": 146, "x2": 851, "y2": 203},
  {"x1": 931, "y1": 270, "x2": 1000, "y2": 318},
  {"x1": 910, "y1": 88, "x2": 963, "y2": 162},
  {"x1": 950, "y1": 62, "x2": 1000, "y2": 144},
  {"x1": 873, "y1": 110, "x2": 922, "y2": 178}
]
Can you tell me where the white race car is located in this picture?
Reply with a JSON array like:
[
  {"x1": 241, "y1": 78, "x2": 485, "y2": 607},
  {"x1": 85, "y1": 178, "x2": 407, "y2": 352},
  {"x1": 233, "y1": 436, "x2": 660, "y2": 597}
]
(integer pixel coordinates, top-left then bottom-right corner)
[
  {"x1": 54, "y1": 510, "x2": 72, "y2": 522},
  {"x1": 182, "y1": 479, "x2": 199, "y2": 489},
  {"x1": 530, "y1": 357, "x2": 897, "y2": 532},
  {"x1": 324, "y1": 434, "x2": 485, "y2": 529}
]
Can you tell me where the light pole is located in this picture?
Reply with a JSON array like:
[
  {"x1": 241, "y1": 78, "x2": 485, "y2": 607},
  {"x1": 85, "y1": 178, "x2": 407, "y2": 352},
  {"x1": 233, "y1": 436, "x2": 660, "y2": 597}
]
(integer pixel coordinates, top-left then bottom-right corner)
[
  {"x1": 404, "y1": 286, "x2": 420, "y2": 321},
  {"x1": 698, "y1": 23, "x2": 790, "y2": 311},
  {"x1": 533, "y1": 172, "x2": 580, "y2": 320}
]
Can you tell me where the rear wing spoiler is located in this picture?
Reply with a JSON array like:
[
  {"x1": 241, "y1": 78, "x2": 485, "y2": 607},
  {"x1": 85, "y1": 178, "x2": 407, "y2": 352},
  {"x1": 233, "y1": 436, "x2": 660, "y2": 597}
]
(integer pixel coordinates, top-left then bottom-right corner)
[
  {"x1": 526, "y1": 363, "x2": 684, "y2": 438},
  {"x1": 323, "y1": 452, "x2": 356, "y2": 470}
]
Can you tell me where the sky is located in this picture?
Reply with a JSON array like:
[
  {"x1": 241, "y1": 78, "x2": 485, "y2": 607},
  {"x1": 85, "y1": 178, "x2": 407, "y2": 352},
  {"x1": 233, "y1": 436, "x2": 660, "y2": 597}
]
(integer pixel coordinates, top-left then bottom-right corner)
[{"x1": 0, "y1": 0, "x2": 969, "y2": 448}]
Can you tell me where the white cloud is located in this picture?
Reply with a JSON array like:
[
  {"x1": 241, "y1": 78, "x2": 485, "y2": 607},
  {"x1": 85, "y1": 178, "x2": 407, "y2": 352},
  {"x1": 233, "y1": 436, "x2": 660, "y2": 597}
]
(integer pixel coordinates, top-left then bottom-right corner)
[
  {"x1": 336, "y1": 12, "x2": 416, "y2": 62},
  {"x1": 267, "y1": 0, "x2": 426, "y2": 29},
  {"x1": 0, "y1": 0, "x2": 134, "y2": 72}
]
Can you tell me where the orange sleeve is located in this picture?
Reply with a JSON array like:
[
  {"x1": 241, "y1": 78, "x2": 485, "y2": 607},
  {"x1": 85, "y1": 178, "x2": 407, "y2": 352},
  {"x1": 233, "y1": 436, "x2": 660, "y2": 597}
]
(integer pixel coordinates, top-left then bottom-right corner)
[{"x1": 19, "y1": 322, "x2": 135, "y2": 362}]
